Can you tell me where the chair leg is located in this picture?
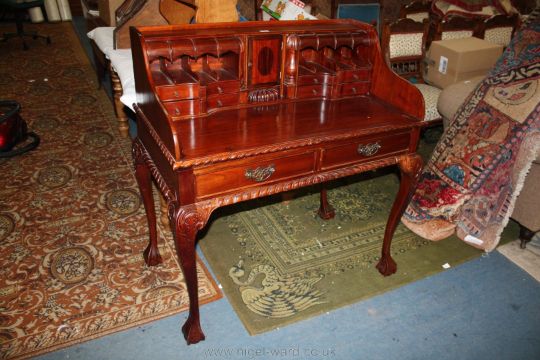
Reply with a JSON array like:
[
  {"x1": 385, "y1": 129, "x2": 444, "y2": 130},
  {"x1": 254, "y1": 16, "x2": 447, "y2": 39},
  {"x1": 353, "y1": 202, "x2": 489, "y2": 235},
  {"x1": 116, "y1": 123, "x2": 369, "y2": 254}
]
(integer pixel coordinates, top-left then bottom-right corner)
[
  {"x1": 1, "y1": 9, "x2": 51, "y2": 50},
  {"x1": 519, "y1": 224, "x2": 536, "y2": 249}
]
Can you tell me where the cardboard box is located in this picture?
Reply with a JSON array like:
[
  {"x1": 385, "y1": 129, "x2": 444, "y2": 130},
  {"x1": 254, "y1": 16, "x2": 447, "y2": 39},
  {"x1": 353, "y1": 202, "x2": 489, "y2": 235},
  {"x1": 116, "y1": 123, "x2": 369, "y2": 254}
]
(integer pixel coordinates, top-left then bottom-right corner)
[
  {"x1": 98, "y1": 0, "x2": 124, "y2": 26},
  {"x1": 261, "y1": 0, "x2": 316, "y2": 20},
  {"x1": 426, "y1": 37, "x2": 503, "y2": 89}
]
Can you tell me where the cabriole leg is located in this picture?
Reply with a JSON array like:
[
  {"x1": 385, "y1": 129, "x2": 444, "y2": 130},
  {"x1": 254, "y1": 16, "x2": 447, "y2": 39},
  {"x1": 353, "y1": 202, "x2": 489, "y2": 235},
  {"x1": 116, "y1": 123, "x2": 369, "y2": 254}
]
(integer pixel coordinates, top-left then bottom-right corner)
[
  {"x1": 171, "y1": 206, "x2": 210, "y2": 344},
  {"x1": 377, "y1": 154, "x2": 423, "y2": 276},
  {"x1": 133, "y1": 139, "x2": 162, "y2": 266},
  {"x1": 317, "y1": 187, "x2": 335, "y2": 220}
]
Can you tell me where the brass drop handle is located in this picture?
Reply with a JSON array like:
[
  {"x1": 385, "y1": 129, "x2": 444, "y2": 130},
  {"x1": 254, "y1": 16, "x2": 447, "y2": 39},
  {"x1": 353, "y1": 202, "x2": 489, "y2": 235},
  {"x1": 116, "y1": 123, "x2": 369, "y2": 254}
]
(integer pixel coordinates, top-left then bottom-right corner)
[
  {"x1": 217, "y1": 86, "x2": 223, "y2": 94},
  {"x1": 217, "y1": 100, "x2": 223, "y2": 107},
  {"x1": 173, "y1": 91, "x2": 179, "y2": 98},
  {"x1": 351, "y1": 87, "x2": 357, "y2": 94},
  {"x1": 357, "y1": 142, "x2": 381, "y2": 157},
  {"x1": 353, "y1": 74, "x2": 359, "y2": 80},
  {"x1": 313, "y1": 78, "x2": 319, "y2": 84},
  {"x1": 312, "y1": 89, "x2": 318, "y2": 95},
  {"x1": 245, "y1": 164, "x2": 275, "y2": 182},
  {"x1": 174, "y1": 108, "x2": 180, "y2": 115}
]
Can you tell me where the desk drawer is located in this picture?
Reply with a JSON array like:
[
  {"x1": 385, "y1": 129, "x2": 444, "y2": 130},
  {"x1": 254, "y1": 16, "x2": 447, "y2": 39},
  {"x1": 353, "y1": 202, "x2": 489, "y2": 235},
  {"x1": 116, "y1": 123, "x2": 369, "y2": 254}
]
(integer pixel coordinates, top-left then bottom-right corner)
[
  {"x1": 296, "y1": 84, "x2": 331, "y2": 99},
  {"x1": 195, "y1": 151, "x2": 316, "y2": 198},
  {"x1": 156, "y1": 84, "x2": 200, "y2": 101},
  {"x1": 206, "y1": 80, "x2": 240, "y2": 96},
  {"x1": 322, "y1": 132, "x2": 410, "y2": 170},
  {"x1": 297, "y1": 73, "x2": 333, "y2": 86},
  {"x1": 207, "y1": 93, "x2": 239, "y2": 110},
  {"x1": 336, "y1": 68, "x2": 372, "y2": 83},
  {"x1": 338, "y1": 82, "x2": 370, "y2": 97},
  {"x1": 163, "y1": 100, "x2": 200, "y2": 117}
]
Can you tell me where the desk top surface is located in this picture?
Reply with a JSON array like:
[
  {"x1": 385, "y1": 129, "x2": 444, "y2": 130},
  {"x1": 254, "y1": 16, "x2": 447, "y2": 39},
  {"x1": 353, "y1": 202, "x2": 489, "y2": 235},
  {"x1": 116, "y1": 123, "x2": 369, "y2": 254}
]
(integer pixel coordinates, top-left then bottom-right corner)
[{"x1": 172, "y1": 97, "x2": 419, "y2": 160}]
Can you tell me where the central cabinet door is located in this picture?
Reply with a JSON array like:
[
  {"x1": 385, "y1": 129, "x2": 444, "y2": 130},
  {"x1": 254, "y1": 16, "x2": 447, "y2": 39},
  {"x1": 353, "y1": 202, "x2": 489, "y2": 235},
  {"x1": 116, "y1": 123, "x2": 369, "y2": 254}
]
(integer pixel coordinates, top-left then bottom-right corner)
[{"x1": 248, "y1": 36, "x2": 282, "y2": 86}]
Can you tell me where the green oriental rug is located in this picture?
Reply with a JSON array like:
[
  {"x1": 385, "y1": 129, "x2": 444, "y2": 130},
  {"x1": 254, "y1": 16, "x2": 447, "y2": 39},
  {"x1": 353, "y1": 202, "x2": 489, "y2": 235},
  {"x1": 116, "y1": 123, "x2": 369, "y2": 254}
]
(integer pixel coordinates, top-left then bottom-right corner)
[{"x1": 200, "y1": 168, "x2": 518, "y2": 335}]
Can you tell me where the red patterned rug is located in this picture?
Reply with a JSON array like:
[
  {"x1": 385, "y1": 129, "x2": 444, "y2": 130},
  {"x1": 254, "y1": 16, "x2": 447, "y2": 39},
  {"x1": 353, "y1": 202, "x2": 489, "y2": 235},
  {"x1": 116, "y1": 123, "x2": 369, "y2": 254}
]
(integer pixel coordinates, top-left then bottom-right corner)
[{"x1": 0, "y1": 23, "x2": 221, "y2": 359}]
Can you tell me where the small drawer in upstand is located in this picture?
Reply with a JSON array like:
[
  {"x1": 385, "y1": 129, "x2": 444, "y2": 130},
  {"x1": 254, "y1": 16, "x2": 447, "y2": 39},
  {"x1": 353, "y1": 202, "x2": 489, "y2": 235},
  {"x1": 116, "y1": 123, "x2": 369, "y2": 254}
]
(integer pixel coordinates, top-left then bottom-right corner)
[
  {"x1": 194, "y1": 151, "x2": 316, "y2": 198},
  {"x1": 207, "y1": 93, "x2": 240, "y2": 110},
  {"x1": 156, "y1": 84, "x2": 200, "y2": 101},
  {"x1": 336, "y1": 68, "x2": 372, "y2": 83},
  {"x1": 321, "y1": 132, "x2": 410, "y2": 170},
  {"x1": 296, "y1": 85, "x2": 330, "y2": 99},
  {"x1": 206, "y1": 80, "x2": 240, "y2": 96},
  {"x1": 163, "y1": 100, "x2": 200, "y2": 117},
  {"x1": 338, "y1": 82, "x2": 370, "y2": 97},
  {"x1": 296, "y1": 73, "x2": 333, "y2": 86}
]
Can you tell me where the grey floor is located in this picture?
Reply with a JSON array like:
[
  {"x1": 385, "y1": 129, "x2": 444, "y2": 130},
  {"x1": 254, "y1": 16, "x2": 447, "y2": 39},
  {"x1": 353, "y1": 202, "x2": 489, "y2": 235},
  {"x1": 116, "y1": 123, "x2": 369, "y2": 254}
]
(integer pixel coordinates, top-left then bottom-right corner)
[
  {"x1": 38, "y1": 251, "x2": 540, "y2": 360},
  {"x1": 36, "y1": 20, "x2": 540, "y2": 360}
]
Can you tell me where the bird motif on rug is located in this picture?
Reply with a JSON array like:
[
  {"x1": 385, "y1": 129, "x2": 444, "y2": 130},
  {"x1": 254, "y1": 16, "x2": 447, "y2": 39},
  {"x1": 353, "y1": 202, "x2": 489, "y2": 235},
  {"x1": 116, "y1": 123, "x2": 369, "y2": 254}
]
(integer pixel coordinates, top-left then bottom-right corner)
[{"x1": 228, "y1": 260, "x2": 325, "y2": 318}]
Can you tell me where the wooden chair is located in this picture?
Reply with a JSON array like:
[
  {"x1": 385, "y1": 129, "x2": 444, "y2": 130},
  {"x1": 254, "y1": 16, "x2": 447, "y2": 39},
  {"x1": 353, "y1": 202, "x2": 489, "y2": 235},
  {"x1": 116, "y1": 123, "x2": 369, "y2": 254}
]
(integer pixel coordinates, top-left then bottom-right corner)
[
  {"x1": 476, "y1": 14, "x2": 520, "y2": 47},
  {"x1": 399, "y1": 0, "x2": 431, "y2": 23},
  {"x1": 381, "y1": 18, "x2": 442, "y2": 123},
  {"x1": 433, "y1": 16, "x2": 479, "y2": 41}
]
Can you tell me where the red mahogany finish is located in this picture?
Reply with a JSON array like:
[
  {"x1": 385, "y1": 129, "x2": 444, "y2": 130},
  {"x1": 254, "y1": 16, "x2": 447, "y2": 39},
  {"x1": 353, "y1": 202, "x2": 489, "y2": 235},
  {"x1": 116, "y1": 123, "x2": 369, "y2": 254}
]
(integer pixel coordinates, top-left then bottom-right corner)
[{"x1": 130, "y1": 20, "x2": 424, "y2": 344}]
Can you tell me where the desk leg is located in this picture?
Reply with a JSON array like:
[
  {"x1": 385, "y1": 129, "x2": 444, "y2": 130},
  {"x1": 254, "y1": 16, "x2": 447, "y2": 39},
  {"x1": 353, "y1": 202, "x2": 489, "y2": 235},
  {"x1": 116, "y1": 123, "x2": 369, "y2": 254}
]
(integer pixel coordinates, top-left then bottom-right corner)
[
  {"x1": 317, "y1": 188, "x2": 335, "y2": 220},
  {"x1": 376, "y1": 154, "x2": 423, "y2": 276},
  {"x1": 172, "y1": 205, "x2": 211, "y2": 345},
  {"x1": 133, "y1": 140, "x2": 162, "y2": 266}
]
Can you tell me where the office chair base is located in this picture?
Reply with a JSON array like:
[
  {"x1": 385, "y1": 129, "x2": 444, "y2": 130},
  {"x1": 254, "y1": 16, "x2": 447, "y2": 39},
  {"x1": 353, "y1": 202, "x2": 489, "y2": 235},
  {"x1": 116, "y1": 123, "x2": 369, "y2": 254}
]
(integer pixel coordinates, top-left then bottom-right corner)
[{"x1": 1, "y1": 31, "x2": 51, "y2": 50}]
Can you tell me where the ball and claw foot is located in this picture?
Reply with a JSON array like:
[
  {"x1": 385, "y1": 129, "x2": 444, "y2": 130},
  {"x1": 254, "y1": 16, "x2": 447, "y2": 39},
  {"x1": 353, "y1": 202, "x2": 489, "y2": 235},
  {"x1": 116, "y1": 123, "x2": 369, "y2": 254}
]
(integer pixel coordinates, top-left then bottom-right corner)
[
  {"x1": 182, "y1": 316, "x2": 205, "y2": 344},
  {"x1": 317, "y1": 205, "x2": 335, "y2": 220},
  {"x1": 376, "y1": 255, "x2": 397, "y2": 276},
  {"x1": 143, "y1": 244, "x2": 163, "y2": 266}
]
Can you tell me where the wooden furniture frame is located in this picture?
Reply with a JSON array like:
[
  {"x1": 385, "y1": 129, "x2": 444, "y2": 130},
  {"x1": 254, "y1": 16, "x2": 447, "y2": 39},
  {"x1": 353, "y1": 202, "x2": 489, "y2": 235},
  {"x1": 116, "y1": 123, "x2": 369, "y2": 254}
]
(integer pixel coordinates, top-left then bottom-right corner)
[
  {"x1": 475, "y1": 13, "x2": 521, "y2": 47},
  {"x1": 432, "y1": 15, "x2": 479, "y2": 42},
  {"x1": 381, "y1": 17, "x2": 429, "y2": 81},
  {"x1": 399, "y1": 0, "x2": 431, "y2": 23},
  {"x1": 130, "y1": 19, "x2": 424, "y2": 344}
]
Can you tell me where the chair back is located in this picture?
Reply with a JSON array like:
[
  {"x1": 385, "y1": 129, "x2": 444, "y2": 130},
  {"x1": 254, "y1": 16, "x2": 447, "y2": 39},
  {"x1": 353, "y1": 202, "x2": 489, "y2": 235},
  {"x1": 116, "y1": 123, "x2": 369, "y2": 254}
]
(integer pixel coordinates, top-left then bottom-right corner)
[
  {"x1": 381, "y1": 18, "x2": 429, "y2": 81},
  {"x1": 477, "y1": 14, "x2": 520, "y2": 47},
  {"x1": 434, "y1": 16, "x2": 478, "y2": 41},
  {"x1": 399, "y1": 0, "x2": 430, "y2": 23}
]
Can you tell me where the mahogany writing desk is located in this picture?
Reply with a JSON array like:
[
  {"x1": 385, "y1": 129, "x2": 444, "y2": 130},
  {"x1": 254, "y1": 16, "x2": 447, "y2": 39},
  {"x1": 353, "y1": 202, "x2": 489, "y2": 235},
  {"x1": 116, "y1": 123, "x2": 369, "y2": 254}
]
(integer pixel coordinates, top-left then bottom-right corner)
[{"x1": 130, "y1": 20, "x2": 424, "y2": 344}]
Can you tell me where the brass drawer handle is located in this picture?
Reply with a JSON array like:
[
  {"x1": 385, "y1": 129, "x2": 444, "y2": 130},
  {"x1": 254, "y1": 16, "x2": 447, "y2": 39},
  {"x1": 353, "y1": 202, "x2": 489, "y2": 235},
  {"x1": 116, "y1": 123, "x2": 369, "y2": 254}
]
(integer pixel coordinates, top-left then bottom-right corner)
[
  {"x1": 217, "y1": 86, "x2": 223, "y2": 94},
  {"x1": 174, "y1": 108, "x2": 180, "y2": 115},
  {"x1": 353, "y1": 74, "x2": 359, "y2": 80},
  {"x1": 217, "y1": 100, "x2": 223, "y2": 107},
  {"x1": 245, "y1": 164, "x2": 275, "y2": 182},
  {"x1": 313, "y1": 78, "x2": 319, "y2": 84},
  {"x1": 173, "y1": 91, "x2": 179, "y2": 98},
  {"x1": 312, "y1": 89, "x2": 318, "y2": 95},
  {"x1": 351, "y1": 87, "x2": 357, "y2": 94},
  {"x1": 357, "y1": 142, "x2": 381, "y2": 157}
]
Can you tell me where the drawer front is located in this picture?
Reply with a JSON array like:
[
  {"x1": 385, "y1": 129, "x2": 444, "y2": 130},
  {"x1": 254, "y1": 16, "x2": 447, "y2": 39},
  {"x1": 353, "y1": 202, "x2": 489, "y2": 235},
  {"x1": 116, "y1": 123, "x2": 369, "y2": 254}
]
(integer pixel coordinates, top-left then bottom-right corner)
[
  {"x1": 207, "y1": 93, "x2": 239, "y2": 110},
  {"x1": 195, "y1": 152, "x2": 316, "y2": 198},
  {"x1": 163, "y1": 100, "x2": 200, "y2": 117},
  {"x1": 156, "y1": 84, "x2": 200, "y2": 101},
  {"x1": 337, "y1": 68, "x2": 372, "y2": 83},
  {"x1": 338, "y1": 82, "x2": 370, "y2": 97},
  {"x1": 206, "y1": 80, "x2": 240, "y2": 96},
  {"x1": 322, "y1": 132, "x2": 410, "y2": 170},
  {"x1": 296, "y1": 84, "x2": 331, "y2": 99},
  {"x1": 297, "y1": 73, "x2": 333, "y2": 86}
]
